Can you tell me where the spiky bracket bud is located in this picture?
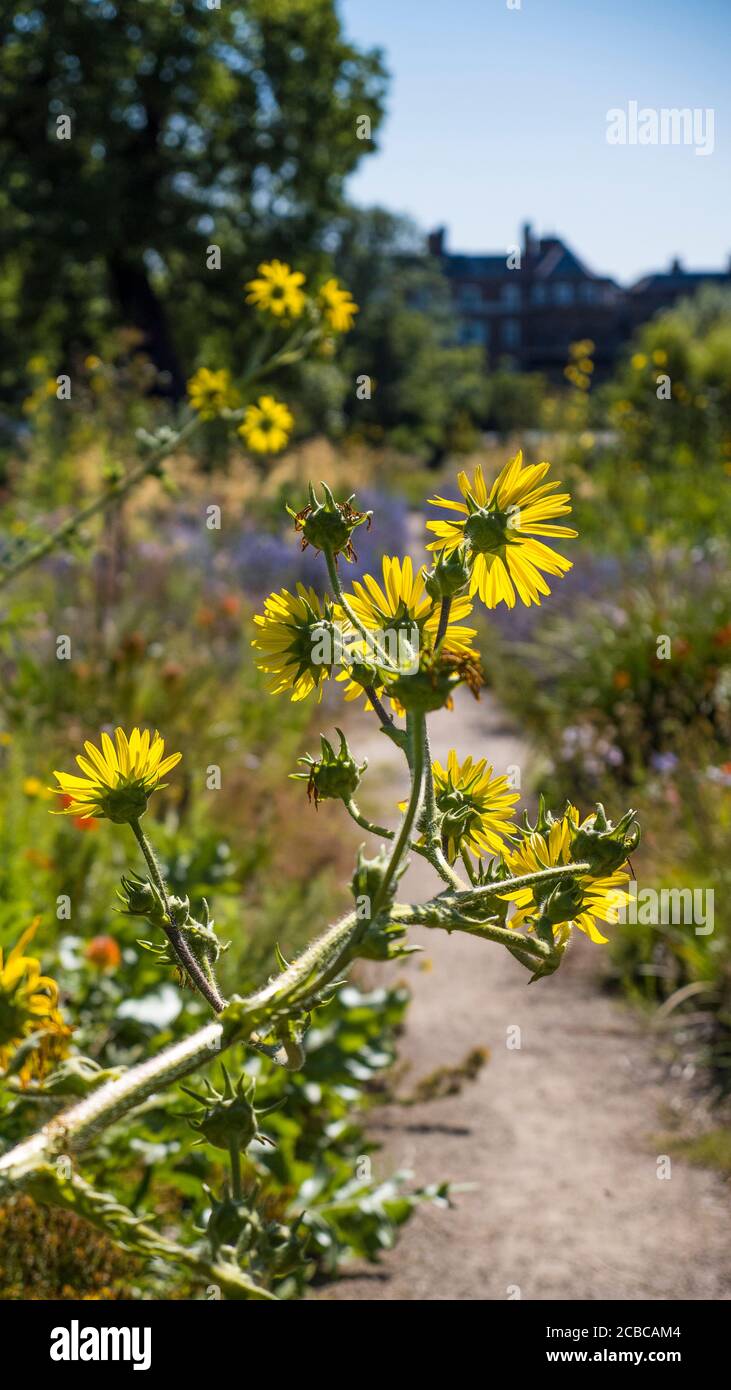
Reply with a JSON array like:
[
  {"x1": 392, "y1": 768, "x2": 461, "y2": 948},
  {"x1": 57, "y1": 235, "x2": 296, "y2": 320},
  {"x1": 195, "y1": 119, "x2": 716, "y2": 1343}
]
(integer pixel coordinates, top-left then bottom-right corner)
[
  {"x1": 424, "y1": 544, "x2": 471, "y2": 601},
  {"x1": 292, "y1": 728, "x2": 367, "y2": 807},
  {"x1": 288, "y1": 481, "x2": 371, "y2": 563},
  {"x1": 183, "y1": 1066, "x2": 277, "y2": 1153},
  {"x1": 568, "y1": 803, "x2": 640, "y2": 875}
]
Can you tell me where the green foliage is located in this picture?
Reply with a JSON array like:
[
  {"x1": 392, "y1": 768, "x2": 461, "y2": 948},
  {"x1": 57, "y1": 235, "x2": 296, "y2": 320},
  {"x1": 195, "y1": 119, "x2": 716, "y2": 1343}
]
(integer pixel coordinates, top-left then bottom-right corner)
[{"x1": 0, "y1": 0, "x2": 386, "y2": 399}]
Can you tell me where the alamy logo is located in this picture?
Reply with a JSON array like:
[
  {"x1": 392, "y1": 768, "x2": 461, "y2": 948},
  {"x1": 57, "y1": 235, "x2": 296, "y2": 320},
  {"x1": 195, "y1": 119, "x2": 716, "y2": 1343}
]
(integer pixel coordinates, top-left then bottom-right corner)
[
  {"x1": 50, "y1": 1320, "x2": 151, "y2": 1371},
  {"x1": 612, "y1": 881, "x2": 714, "y2": 936},
  {"x1": 606, "y1": 101, "x2": 715, "y2": 156}
]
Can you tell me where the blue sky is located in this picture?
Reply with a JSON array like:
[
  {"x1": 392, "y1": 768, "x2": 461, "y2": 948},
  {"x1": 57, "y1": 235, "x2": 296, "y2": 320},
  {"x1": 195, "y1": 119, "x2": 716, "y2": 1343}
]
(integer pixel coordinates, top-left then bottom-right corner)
[{"x1": 338, "y1": 0, "x2": 730, "y2": 284}]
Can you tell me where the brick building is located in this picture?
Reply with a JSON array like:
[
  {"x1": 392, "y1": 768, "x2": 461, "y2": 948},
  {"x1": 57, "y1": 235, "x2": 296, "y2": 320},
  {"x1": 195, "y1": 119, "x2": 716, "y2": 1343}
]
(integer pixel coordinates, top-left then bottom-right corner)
[{"x1": 428, "y1": 223, "x2": 731, "y2": 376}]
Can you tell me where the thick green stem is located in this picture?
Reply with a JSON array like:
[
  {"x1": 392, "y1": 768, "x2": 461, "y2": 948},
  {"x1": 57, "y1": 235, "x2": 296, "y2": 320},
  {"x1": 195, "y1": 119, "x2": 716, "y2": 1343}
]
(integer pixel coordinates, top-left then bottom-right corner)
[
  {"x1": 435, "y1": 595, "x2": 453, "y2": 649},
  {"x1": 324, "y1": 550, "x2": 399, "y2": 674},
  {"x1": 229, "y1": 1140, "x2": 242, "y2": 1201}
]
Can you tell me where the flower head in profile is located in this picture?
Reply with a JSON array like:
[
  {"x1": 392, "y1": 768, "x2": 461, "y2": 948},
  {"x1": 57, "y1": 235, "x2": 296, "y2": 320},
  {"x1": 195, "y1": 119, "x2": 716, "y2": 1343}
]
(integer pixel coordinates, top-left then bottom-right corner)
[
  {"x1": 0, "y1": 921, "x2": 71, "y2": 1085},
  {"x1": 245, "y1": 260, "x2": 306, "y2": 320},
  {"x1": 52, "y1": 728, "x2": 181, "y2": 824},
  {"x1": 187, "y1": 367, "x2": 239, "y2": 420},
  {"x1": 252, "y1": 584, "x2": 341, "y2": 703},
  {"x1": 432, "y1": 752, "x2": 520, "y2": 862},
  {"x1": 501, "y1": 804, "x2": 631, "y2": 944},
  {"x1": 427, "y1": 452, "x2": 577, "y2": 609},
  {"x1": 238, "y1": 395, "x2": 293, "y2": 455},
  {"x1": 318, "y1": 278, "x2": 358, "y2": 333},
  {"x1": 336, "y1": 555, "x2": 478, "y2": 709}
]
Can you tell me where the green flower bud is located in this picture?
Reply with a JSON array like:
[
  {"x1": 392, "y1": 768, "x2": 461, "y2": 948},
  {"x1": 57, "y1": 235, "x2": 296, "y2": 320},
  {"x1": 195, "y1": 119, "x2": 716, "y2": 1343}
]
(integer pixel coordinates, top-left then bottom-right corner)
[
  {"x1": 288, "y1": 482, "x2": 372, "y2": 562},
  {"x1": 569, "y1": 803, "x2": 640, "y2": 875},
  {"x1": 292, "y1": 728, "x2": 367, "y2": 807},
  {"x1": 388, "y1": 648, "x2": 483, "y2": 713},
  {"x1": 117, "y1": 872, "x2": 167, "y2": 925},
  {"x1": 184, "y1": 1067, "x2": 272, "y2": 1154},
  {"x1": 424, "y1": 544, "x2": 471, "y2": 601},
  {"x1": 462, "y1": 490, "x2": 516, "y2": 556}
]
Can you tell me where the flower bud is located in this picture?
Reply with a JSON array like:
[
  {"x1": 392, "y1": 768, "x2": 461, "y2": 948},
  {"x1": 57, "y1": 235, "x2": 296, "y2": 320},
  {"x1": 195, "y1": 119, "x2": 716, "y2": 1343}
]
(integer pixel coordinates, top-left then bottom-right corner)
[
  {"x1": 423, "y1": 545, "x2": 471, "y2": 601},
  {"x1": 184, "y1": 1067, "x2": 269, "y2": 1154},
  {"x1": 288, "y1": 482, "x2": 371, "y2": 562},
  {"x1": 117, "y1": 872, "x2": 166, "y2": 925},
  {"x1": 293, "y1": 728, "x2": 367, "y2": 807},
  {"x1": 569, "y1": 803, "x2": 640, "y2": 875}
]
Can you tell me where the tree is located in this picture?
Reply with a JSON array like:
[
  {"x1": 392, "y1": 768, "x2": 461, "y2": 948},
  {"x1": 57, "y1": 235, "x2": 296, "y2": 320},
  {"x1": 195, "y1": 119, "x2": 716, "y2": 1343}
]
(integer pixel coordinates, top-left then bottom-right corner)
[{"x1": 0, "y1": 0, "x2": 386, "y2": 400}]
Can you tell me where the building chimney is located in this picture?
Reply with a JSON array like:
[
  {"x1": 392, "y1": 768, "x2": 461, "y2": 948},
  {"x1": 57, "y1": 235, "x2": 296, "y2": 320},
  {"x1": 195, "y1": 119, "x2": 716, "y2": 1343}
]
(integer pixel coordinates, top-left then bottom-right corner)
[
  {"x1": 670, "y1": 256, "x2": 683, "y2": 274},
  {"x1": 428, "y1": 226, "x2": 446, "y2": 258},
  {"x1": 522, "y1": 221, "x2": 536, "y2": 263}
]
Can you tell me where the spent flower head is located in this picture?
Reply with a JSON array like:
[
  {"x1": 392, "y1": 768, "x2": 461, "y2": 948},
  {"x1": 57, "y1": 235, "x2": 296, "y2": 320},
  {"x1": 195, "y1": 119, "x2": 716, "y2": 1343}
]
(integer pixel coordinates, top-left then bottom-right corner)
[{"x1": 52, "y1": 727, "x2": 181, "y2": 823}]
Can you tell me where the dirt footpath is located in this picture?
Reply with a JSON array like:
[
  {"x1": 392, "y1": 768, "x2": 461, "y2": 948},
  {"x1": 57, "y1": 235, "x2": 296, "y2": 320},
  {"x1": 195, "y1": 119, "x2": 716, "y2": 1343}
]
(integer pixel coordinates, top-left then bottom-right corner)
[{"x1": 315, "y1": 688, "x2": 731, "y2": 1301}]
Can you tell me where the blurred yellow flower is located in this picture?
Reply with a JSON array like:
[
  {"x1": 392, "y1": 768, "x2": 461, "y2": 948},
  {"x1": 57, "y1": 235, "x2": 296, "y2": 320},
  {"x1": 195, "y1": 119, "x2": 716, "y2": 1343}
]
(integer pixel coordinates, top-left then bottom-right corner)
[
  {"x1": 187, "y1": 367, "x2": 238, "y2": 420},
  {"x1": 427, "y1": 453, "x2": 576, "y2": 609},
  {"x1": 238, "y1": 395, "x2": 293, "y2": 454},
  {"x1": 23, "y1": 777, "x2": 53, "y2": 800},
  {"x1": 245, "y1": 260, "x2": 306, "y2": 319},
  {"x1": 0, "y1": 921, "x2": 70, "y2": 1085},
  {"x1": 318, "y1": 278, "x2": 358, "y2": 333},
  {"x1": 631, "y1": 353, "x2": 647, "y2": 370},
  {"x1": 52, "y1": 728, "x2": 181, "y2": 823}
]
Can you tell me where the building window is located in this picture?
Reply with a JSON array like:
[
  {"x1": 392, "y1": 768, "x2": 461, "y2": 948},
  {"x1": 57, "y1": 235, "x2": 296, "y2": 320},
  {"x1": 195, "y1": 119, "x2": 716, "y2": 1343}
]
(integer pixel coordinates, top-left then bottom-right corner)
[
  {"x1": 458, "y1": 283, "x2": 482, "y2": 308},
  {"x1": 553, "y1": 282, "x2": 574, "y2": 305},
  {"x1": 502, "y1": 318, "x2": 521, "y2": 349},
  {"x1": 459, "y1": 321, "x2": 491, "y2": 346},
  {"x1": 580, "y1": 282, "x2": 597, "y2": 303},
  {"x1": 532, "y1": 284, "x2": 546, "y2": 304},
  {"x1": 502, "y1": 282, "x2": 521, "y2": 307}
]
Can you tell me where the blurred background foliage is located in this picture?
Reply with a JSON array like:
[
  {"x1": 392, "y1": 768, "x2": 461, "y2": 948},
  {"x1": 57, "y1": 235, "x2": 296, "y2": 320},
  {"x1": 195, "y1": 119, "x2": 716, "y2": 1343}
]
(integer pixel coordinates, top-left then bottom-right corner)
[{"x1": 2, "y1": 0, "x2": 731, "y2": 1295}]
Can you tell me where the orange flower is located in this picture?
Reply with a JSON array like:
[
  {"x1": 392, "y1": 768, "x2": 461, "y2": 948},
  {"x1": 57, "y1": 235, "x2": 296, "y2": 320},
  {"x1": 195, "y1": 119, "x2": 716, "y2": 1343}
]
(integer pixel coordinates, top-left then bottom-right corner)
[{"x1": 85, "y1": 936, "x2": 122, "y2": 971}]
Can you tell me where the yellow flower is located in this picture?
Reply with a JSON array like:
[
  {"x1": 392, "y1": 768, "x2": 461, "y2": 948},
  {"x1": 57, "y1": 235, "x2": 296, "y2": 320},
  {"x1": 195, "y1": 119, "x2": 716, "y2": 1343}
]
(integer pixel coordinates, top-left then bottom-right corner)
[
  {"x1": 426, "y1": 453, "x2": 576, "y2": 609},
  {"x1": 52, "y1": 728, "x2": 181, "y2": 824},
  {"x1": 501, "y1": 806, "x2": 631, "y2": 945},
  {"x1": 23, "y1": 776, "x2": 53, "y2": 800},
  {"x1": 631, "y1": 353, "x2": 648, "y2": 370},
  {"x1": 252, "y1": 585, "x2": 337, "y2": 702},
  {"x1": 84, "y1": 354, "x2": 103, "y2": 371},
  {"x1": 0, "y1": 921, "x2": 71, "y2": 1085},
  {"x1": 245, "y1": 260, "x2": 306, "y2": 319},
  {"x1": 318, "y1": 278, "x2": 358, "y2": 333},
  {"x1": 336, "y1": 555, "x2": 477, "y2": 709},
  {"x1": 238, "y1": 395, "x2": 293, "y2": 454},
  {"x1": 187, "y1": 367, "x2": 238, "y2": 420},
  {"x1": 430, "y1": 751, "x2": 519, "y2": 861}
]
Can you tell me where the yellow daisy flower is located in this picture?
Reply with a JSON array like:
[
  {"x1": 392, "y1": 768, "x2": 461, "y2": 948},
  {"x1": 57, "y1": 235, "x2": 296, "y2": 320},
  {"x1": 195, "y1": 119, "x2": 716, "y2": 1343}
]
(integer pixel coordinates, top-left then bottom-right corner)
[
  {"x1": 501, "y1": 805, "x2": 631, "y2": 945},
  {"x1": 187, "y1": 367, "x2": 239, "y2": 420},
  {"x1": 252, "y1": 584, "x2": 339, "y2": 703},
  {"x1": 432, "y1": 751, "x2": 519, "y2": 861},
  {"x1": 318, "y1": 278, "x2": 358, "y2": 333},
  {"x1": 0, "y1": 921, "x2": 71, "y2": 1085},
  {"x1": 238, "y1": 395, "x2": 293, "y2": 455},
  {"x1": 427, "y1": 452, "x2": 577, "y2": 609},
  {"x1": 245, "y1": 260, "x2": 306, "y2": 319},
  {"x1": 52, "y1": 728, "x2": 181, "y2": 824},
  {"x1": 336, "y1": 555, "x2": 477, "y2": 708}
]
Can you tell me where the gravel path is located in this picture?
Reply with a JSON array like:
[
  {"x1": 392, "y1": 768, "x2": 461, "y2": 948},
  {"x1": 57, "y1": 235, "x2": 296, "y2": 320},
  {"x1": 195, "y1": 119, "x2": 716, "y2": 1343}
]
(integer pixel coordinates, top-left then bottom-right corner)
[{"x1": 314, "y1": 687, "x2": 731, "y2": 1302}]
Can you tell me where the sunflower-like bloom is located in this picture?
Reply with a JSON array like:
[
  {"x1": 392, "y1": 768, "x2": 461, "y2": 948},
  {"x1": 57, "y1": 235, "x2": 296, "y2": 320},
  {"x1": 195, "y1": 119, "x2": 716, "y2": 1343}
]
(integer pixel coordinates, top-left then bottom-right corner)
[
  {"x1": 336, "y1": 555, "x2": 478, "y2": 709},
  {"x1": 245, "y1": 260, "x2": 306, "y2": 319},
  {"x1": 187, "y1": 367, "x2": 239, "y2": 420},
  {"x1": 52, "y1": 728, "x2": 182, "y2": 824},
  {"x1": 238, "y1": 395, "x2": 294, "y2": 454},
  {"x1": 432, "y1": 751, "x2": 520, "y2": 861},
  {"x1": 427, "y1": 452, "x2": 577, "y2": 609},
  {"x1": 252, "y1": 584, "x2": 341, "y2": 703},
  {"x1": 0, "y1": 922, "x2": 71, "y2": 1085},
  {"x1": 318, "y1": 278, "x2": 358, "y2": 333},
  {"x1": 501, "y1": 805, "x2": 631, "y2": 944}
]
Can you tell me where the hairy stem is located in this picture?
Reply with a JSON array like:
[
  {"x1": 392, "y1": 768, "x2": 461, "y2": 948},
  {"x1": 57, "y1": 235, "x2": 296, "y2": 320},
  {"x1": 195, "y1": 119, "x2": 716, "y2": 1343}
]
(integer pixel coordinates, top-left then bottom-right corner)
[
  {"x1": 129, "y1": 818, "x2": 226, "y2": 1013},
  {"x1": 435, "y1": 595, "x2": 453, "y2": 648}
]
